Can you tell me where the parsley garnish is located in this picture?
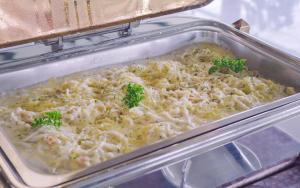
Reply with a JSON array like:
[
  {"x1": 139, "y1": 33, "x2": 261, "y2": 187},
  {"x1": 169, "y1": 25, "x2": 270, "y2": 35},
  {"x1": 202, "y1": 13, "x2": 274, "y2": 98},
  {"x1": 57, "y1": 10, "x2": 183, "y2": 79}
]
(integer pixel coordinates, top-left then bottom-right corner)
[
  {"x1": 123, "y1": 83, "x2": 145, "y2": 108},
  {"x1": 208, "y1": 57, "x2": 246, "y2": 74},
  {"x1": 31, "y1": 111, "x2": 62, "y2": 128}
]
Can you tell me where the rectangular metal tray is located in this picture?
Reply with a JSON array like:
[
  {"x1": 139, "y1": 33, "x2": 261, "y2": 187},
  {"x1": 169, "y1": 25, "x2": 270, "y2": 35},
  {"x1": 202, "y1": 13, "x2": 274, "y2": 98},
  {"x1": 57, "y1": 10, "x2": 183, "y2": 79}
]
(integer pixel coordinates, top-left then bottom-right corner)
[{"x1": 0, "y1": 19, "x2": 300, "y2": 187}]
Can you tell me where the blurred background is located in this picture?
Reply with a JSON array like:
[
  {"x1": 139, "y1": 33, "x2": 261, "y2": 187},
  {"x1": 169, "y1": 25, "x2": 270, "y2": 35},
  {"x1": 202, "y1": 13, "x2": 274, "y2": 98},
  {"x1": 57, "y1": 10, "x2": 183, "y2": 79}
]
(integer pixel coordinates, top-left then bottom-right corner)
[{"x1": 175, "y1": 0, "x2": 300, "y2": 58}]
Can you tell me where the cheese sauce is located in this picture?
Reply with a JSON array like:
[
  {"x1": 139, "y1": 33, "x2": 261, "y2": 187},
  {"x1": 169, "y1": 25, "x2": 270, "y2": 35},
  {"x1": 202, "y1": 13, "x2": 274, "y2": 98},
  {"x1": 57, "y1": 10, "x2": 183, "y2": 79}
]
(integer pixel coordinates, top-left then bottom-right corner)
[{"x1": 0, "y1": 44, "x2": 295, "y2": 173}]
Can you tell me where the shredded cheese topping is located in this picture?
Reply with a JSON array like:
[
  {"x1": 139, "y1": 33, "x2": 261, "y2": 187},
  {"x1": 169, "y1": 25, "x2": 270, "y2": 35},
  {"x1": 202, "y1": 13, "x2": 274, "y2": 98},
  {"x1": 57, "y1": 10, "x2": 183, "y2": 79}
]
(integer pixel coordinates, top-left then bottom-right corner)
[{"x1": 0, "y1": 44, "x2": 295, "y2": 173}]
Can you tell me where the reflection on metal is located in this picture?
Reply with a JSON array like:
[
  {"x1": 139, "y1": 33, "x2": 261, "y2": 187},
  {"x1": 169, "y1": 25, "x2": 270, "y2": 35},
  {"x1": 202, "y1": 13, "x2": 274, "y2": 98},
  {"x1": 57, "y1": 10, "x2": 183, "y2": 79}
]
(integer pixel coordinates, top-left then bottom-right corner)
[
  {"x1": 180, "y1": 159, "x2": 192, "y2": 188},
  {"x1": 163, "y1": 142, "x2": 261, "y2": 188},
  {"x1": 36, "y1": 20, "x2": 138, "y2": 53},
  {"x1": 0, "y1": 0, "x2": 213, "y2": 48},
  {"x1": 225, "y1": 155, "x2": 300, "y2": 187}
]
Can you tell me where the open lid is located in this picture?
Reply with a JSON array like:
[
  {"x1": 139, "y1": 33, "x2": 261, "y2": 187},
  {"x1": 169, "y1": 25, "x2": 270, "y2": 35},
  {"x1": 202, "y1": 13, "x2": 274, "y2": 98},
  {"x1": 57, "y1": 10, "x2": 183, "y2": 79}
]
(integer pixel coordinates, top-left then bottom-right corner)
[{"x1": 0, "y1": 0, "x2": 213, "y2": 48}]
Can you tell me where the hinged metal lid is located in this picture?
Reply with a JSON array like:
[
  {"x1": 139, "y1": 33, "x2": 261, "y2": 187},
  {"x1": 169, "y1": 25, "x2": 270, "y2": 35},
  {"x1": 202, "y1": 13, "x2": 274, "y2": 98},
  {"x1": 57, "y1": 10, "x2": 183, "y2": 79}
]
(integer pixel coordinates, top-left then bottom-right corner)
[{"x1": 0, "y1": 0, "x2": 213, "y2": 48}]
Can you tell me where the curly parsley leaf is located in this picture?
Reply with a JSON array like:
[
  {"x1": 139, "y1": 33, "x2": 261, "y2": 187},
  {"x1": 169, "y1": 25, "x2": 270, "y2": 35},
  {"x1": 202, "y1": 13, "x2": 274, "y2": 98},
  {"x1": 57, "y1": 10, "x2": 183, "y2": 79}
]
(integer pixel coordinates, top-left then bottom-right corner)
[
  {"x1": 209, "y1": 57, "x2": 246, "y2": 74},
  {"x1": 123, "y1": 83, "x2": 145, "y2": 108},
  {"x1": 31, "y1": 111, "x2": 62, "y2": 128}
]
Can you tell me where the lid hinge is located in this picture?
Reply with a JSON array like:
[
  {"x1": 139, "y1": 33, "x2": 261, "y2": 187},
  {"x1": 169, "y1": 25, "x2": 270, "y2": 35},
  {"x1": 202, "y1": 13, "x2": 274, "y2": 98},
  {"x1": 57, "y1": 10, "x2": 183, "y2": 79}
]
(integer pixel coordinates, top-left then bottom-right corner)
[
  {"x1": 118, "y1": 21, "x2": 140, "y2": 37},
  {"x1": 40, "y1": 36, "x2": 63, "y2": 52},
  {"x1": 118, "y1": 26, "x2": 132, "y2": 38},
  {"x1": 39, "y1": 21, "x2": 140, "y2": 52}
]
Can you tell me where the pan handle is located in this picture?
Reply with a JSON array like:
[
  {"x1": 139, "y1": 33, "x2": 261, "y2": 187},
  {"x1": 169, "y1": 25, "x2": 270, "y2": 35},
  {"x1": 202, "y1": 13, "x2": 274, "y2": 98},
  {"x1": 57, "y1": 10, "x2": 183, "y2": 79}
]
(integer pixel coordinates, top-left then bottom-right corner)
[{"x1": 232, "y1": 19, "x2": 250, "y2": 33}]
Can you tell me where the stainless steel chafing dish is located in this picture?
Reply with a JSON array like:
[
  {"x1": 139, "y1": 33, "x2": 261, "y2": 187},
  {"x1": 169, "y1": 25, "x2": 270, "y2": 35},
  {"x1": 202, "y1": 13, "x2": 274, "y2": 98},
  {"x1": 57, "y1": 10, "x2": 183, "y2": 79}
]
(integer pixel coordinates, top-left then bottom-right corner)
[{"x1": 0, "y1": 1, "x2": 300, "y2": 188}]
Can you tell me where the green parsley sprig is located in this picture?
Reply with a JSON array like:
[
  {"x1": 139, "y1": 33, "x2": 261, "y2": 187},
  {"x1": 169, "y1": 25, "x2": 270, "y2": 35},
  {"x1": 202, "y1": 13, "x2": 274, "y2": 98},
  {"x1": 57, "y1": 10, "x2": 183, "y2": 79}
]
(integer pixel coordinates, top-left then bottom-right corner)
[
  {"x1": 208, "y1": 57, "x2": 246, "y2": 74},
  {"x1": 123, "y1": 83, "x2": 145, "y2": 108},
  {"x1": 31, "y1": 111, "x2": 62, "y2": 128}
]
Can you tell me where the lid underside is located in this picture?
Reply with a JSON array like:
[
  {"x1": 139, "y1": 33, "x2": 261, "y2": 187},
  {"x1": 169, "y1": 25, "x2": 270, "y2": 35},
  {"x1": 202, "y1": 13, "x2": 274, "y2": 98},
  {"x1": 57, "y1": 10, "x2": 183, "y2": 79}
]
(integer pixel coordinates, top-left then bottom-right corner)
[{"x1": 0, "y1": 0, "x2": 213, "y2": 48}]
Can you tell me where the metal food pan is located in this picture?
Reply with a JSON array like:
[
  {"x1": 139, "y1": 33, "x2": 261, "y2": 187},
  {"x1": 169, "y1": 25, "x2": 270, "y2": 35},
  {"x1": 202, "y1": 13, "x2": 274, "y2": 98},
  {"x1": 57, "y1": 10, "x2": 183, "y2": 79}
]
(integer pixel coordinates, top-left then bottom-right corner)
[{"x1": 0, "y1": 20, "x2": 300, "y2": 188}]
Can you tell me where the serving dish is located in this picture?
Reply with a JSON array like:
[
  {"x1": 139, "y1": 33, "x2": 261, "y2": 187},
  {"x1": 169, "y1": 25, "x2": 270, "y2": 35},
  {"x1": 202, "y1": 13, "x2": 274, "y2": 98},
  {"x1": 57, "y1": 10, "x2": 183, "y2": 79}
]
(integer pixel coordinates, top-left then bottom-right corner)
[{"x1": 0, "y1": 19, "x2": 300, "y2": 188}]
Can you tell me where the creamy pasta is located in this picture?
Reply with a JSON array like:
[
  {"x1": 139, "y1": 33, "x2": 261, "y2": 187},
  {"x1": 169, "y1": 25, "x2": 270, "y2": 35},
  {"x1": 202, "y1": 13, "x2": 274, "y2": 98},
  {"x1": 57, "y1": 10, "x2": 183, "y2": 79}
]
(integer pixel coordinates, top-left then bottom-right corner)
[{"x1": 0, "y1": 44, "x2": 295, "y2": 173}]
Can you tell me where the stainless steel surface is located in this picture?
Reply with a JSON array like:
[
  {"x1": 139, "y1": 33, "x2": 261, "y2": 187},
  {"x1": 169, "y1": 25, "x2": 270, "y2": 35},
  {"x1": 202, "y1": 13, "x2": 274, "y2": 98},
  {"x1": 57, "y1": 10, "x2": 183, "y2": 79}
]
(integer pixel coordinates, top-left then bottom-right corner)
[
  {"x1": 0, "y1": 22, "x2": 133, "y2": 69},
  {"x1": 162, "y1": 142, "x2": 261, "y2": 188},
  {"x1": 70, "y1": 100, "x2": 300, "y2": 188},
  {"x1": 180, "y1": 159, "x2": 192, "y2": 188},
  {"x1": 225, "y1": 155, "x2": 300, "y2": 187},
  {"x1": 0, "y1": 0, "x2": 213, "y2": 48},
  {"x1": 0, "y1": 20, "x2": 300, "y2": 187}
]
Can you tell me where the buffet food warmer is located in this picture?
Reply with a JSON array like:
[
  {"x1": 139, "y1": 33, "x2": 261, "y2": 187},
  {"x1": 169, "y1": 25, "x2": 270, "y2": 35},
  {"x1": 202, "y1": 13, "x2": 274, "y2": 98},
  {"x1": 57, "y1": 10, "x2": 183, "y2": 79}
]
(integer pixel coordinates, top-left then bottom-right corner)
[{"x1": 0, "y1": 1, "x2": 300, "y2": 187}]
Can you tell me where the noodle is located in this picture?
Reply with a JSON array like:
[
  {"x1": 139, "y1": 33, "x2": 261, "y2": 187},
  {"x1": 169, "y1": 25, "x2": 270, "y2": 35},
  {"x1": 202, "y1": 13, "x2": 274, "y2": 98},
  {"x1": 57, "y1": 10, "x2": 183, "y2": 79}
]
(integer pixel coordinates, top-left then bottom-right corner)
[{"x1": 0, "y1": 44, "x2": 295, "y2": 173}]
